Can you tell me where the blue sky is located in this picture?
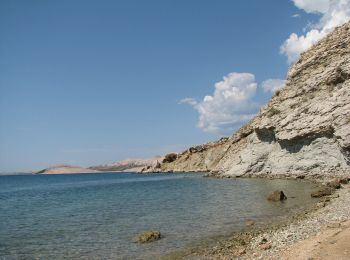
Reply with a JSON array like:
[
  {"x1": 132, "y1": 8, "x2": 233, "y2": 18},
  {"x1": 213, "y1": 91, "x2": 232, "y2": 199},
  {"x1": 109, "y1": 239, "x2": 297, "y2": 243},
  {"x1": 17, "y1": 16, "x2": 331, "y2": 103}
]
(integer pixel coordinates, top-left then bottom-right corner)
[{"x1": 0, "y1": 0, "x2": 333, "y2": 171}]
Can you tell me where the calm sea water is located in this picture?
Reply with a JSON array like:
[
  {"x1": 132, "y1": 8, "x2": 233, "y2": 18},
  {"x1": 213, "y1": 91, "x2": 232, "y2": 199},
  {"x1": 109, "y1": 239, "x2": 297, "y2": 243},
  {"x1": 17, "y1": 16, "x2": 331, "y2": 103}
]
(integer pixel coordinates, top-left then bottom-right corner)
[{"x1": 0, "y1": 173, "x2": 318, "y2": 259}]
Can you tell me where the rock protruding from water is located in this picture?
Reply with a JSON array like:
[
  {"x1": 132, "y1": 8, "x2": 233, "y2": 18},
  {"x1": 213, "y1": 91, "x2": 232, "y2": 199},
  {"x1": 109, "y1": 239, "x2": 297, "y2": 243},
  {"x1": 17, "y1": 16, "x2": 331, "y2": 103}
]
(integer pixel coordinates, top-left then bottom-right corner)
[
  {"x1": 134, "y1": 230, "x2": 161, "y2": 243},
  {"x1": 267, "y1": 191, "x2": 287, "y2": 201},
  {"x1": 160, "y1": 22, "x2": 350, "y2": 179}
]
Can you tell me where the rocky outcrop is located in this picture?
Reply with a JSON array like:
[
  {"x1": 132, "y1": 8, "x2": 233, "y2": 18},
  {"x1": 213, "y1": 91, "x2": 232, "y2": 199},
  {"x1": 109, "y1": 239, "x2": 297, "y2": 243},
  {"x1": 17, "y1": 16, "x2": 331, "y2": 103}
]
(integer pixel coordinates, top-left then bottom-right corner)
[
  {"x1": 161, "y1": 22, "x2": 350, "y2": 178},
  {"x1": 36, "y1": 165, "x2": 99, "y2": 174},
  {"x1": 159, "y1": 137, "x2": 230, "y2": 172}
]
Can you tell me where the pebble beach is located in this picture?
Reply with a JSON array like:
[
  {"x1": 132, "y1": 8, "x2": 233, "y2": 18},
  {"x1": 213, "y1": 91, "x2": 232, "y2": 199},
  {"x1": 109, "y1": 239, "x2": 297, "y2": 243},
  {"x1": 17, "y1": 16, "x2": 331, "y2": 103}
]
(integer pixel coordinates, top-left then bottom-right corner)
[{"x1": 165, "y1": 180, "x2": 350, "y2": 259}]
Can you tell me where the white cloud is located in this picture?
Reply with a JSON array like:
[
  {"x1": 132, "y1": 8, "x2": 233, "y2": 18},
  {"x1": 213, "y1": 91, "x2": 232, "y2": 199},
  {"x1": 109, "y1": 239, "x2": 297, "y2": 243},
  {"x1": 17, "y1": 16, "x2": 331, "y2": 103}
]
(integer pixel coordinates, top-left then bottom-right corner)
[
  {"x1": 262, "y1": 79, "x2": 286, "y2": 93},
  {"x1": 292, "y1": 13, "x2": 300, "y2": 18},
  {"x1": 180, "y1": 72, "x2": 259, "y2": 135},
  {"x1": 292, "y1": 0, "x2": 330, "y2": 13},
  {"x1": 281, "y1": 0, "x2": 350, "y2": 63}
]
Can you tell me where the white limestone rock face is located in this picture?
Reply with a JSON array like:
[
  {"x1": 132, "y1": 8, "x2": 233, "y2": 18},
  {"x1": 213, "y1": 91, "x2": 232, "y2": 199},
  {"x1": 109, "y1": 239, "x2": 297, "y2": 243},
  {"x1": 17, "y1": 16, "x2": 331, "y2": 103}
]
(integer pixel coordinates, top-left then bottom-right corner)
[
  {"x1": 220, "y1": 131, "x2": 348, "y2": 178},
  {"x1": 162, "y1": 22, "x2": 350, "y2": 178}
]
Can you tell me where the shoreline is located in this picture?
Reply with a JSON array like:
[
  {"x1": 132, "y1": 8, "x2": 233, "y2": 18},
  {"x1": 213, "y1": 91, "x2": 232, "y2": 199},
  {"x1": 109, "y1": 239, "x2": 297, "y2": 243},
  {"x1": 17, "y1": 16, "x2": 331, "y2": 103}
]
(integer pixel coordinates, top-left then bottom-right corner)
[
  {"x1": 162, "y1": 181, "x2": 350, "y2": 259},
  {"x1": 2, "y1": 171, "x2": 349, "y2": 259}
]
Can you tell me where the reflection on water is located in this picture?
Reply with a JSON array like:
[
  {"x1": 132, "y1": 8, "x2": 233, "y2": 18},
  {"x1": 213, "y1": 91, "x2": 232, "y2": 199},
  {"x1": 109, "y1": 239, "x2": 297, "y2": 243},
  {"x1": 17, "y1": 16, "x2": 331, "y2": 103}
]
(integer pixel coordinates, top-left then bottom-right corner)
[{"x1": 0, "y1": 173, "x2": 318, "y2": 259}]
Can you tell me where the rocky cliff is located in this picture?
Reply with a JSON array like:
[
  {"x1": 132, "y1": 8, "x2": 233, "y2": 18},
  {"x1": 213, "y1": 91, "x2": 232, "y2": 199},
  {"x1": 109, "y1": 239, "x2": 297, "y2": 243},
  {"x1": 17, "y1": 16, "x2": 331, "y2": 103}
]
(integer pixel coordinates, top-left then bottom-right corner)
[{"x1": 160, "y1": 22, "x2": 350, "y2": 178}]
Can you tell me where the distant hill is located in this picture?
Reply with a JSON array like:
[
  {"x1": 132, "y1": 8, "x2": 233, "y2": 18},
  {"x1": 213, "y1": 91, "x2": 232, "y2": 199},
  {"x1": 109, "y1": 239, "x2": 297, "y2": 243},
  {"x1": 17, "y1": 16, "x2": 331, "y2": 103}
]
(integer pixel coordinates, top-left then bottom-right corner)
[
  {"x1": 36, "y1": 165, "x2": 99, "y2": 174},
  {"x1": 89, "y1": 156, "x2": 163, "y2": 172}
]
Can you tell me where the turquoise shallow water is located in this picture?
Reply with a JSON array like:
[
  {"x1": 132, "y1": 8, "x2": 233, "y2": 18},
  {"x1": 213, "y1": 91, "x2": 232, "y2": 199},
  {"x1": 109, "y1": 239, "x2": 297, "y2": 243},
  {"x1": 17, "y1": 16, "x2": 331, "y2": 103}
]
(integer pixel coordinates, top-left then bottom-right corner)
[{"x1": 0, "y1": 173, "x2": 318, "y2": 259}]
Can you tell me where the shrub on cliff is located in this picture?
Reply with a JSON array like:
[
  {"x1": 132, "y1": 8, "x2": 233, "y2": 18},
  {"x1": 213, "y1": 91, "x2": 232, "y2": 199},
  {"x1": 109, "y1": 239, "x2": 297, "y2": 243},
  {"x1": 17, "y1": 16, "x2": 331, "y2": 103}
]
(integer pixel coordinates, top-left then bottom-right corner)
[{"x1": 162, "y1": 153, "x2": 178, "y2": 163}]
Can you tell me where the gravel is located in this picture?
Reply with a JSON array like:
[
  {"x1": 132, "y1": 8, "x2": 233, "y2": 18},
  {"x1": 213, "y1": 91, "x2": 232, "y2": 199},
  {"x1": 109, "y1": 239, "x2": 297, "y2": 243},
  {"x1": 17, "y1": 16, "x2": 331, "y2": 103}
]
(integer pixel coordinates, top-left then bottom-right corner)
[
  {"x1": 244, "y1": 184, "x2": 350, "y2": 259},
  {"x1": 168, "y1": 183, "x2": 350, "y2": 259}
]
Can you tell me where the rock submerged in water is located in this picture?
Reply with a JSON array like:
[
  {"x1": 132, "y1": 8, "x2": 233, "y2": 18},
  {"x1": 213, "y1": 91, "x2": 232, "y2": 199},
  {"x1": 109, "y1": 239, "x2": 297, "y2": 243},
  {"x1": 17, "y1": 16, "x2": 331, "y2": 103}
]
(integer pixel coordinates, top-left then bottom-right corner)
[
  {"x1": 311, "y1": 187, "x2": 335, "y2": 198},
  {"x1": 245, "y1": 219, "x2": 255, "y2": 226},
  {"x1": 267, "y1": 191, "x2": 287, "y2": 201},
  {"x1": 134, "y1": 230, "x2": 161, "y2": 243}
]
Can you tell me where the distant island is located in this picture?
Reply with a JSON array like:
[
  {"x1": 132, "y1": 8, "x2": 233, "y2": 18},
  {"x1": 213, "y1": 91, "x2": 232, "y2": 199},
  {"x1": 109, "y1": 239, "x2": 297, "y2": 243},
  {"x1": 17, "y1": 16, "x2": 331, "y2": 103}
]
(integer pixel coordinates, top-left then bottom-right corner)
[
  {"x1": 89, "y1": 156, "x2": 163, "y2": 172},
  {"x1": 36, "y1": 165, "x2": 99, "y2": 174}
]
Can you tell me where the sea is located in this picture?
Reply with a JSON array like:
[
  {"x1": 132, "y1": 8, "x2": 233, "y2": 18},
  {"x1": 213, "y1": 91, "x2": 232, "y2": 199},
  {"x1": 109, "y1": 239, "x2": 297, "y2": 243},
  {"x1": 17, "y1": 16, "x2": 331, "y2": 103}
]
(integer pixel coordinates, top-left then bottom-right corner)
[{"x1": 0, "y1": 172, "x2": 319, "y2": 259}]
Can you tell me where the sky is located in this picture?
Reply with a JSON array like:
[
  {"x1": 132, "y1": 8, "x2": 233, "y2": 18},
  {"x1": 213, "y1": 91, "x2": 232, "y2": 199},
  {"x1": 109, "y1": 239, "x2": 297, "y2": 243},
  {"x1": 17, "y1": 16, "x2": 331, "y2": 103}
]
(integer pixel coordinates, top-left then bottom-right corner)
[{"x1": 1, "y1": 0, "x2": 349, "y2": 172}]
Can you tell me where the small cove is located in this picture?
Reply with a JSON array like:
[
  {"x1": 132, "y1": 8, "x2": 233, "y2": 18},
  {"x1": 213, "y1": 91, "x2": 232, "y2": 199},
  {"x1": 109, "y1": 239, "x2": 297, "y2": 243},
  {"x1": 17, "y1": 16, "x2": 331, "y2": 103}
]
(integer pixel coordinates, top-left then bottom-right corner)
[{"x1": 0, "y1": 173, "x2": 320, "y2": 259}]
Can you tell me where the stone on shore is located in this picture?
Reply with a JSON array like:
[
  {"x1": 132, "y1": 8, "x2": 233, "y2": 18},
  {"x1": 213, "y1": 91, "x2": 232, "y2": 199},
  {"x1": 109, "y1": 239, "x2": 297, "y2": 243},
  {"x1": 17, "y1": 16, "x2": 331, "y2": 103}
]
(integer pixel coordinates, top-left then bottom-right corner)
[
  {"x1": 339, "y1": 178, "x2": 349, "y2": 184},
  {"x1": 327, "y1": 180, "x2": 341, "y2": 189},
  {"x1": 134, "y1": 230, "x2": 161, "y2": 243},
  {"x1": 267, "y1": 191, "x2": 287, "y2": 201},
  {"x1": 237, "y1": 248, "x2": 246, "y2": 255}
]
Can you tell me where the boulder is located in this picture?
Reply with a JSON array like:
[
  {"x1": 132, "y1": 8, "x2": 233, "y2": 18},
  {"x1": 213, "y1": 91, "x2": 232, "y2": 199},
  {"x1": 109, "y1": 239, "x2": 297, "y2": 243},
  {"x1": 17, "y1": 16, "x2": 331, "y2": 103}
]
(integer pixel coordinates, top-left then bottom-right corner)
[
  {"x1": 267, "y1": 191, "x2": 287, "y2": 201},
  {"x1": 327, "y1": 180, "x2": 341, "y2": 189},
  {"x1": 134, "y1": 230, "x2": 161, "y2": 243},
  {"x1": 259, "y1": 237, "x2": 268, "y2": 245},
  {"x1": 339, "y1": 178, "x2": 349, "y2": 184},
  {"x1": 311, "y1": 187, "x2": 334, "y2": 198}
]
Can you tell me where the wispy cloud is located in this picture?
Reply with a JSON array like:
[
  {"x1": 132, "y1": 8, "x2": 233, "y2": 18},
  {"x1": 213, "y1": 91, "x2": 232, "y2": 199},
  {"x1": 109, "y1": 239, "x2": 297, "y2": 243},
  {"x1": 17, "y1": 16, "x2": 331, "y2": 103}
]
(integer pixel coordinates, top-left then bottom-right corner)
[{"x1": 178, "y1": 98, "x2": 198, "y2": 106}]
